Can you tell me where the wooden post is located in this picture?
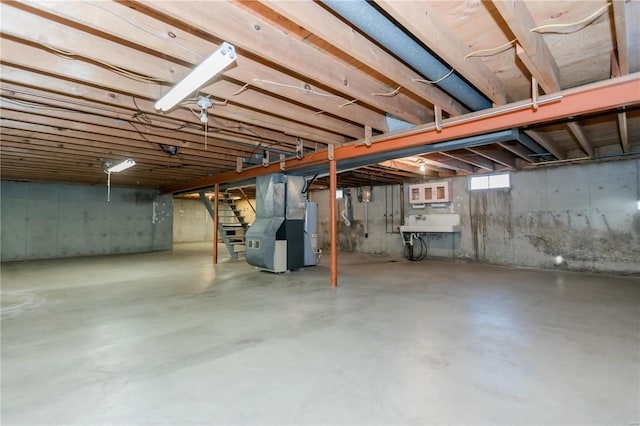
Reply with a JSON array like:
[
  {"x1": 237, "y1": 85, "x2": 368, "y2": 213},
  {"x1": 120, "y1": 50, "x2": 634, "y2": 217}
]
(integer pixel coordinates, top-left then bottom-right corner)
[
  {"x1": 213, "y1": 183, "x2": 219, "y2": 264},
  {"x1": 329, "y1": 159, "x2": 338, "y2": 288}
]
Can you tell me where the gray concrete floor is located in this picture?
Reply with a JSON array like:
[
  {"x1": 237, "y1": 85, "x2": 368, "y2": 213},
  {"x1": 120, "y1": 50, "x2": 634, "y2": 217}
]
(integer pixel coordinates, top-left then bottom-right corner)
[{"x1": 1, "y1": 242, "x2": 639, "y2": 425}]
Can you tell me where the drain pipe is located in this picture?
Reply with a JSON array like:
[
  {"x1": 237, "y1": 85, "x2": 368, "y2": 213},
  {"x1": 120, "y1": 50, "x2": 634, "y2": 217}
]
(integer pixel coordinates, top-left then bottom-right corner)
[{"x1": 322, "y1": 0, "x2": 491, "y2": 111}]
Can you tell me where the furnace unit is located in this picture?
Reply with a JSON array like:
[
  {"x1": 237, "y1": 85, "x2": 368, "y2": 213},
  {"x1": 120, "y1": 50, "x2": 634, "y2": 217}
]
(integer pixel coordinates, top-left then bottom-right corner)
[{"x1": 245, "y1": 173, "x2": 305, "y2": 272}]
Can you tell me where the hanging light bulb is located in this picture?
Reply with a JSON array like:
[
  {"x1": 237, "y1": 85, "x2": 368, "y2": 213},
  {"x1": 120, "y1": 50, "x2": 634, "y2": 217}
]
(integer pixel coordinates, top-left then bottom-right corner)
[{"x1": 199, "y1": 108, "x2": 208, "y2": 124}]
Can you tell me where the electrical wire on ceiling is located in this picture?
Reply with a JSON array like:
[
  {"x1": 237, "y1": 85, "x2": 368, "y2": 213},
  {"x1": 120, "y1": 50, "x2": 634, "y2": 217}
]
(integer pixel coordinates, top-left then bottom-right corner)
[
  {"x1": 413, "y1": 69, "x2": 455, "y2": 85},
  {"x1": 464, "y1": 4, "x2": 613, "y2": 59},
  {"x1": 464, "y1": 39, "x2": 517, "y2": 59},
  {"x1": 81, "y1": 0, "x2": 205, "y2": 61},
  {"x1": 530, "y1": 3, "x2": 612, "y2": 34},
  {"x1": 0, "y1": 96, "x2": 76, "y2": 113},
  {"x1": 252, "y1": 78, "x2": 358, "y2": 117},
  {"x1": 2, "y1": 85, "x2": 302, "y2": 160},
  {"x1": 372, "y1": 86, "x2": 401, "y2": 97},
  {"x1": 1, "y1": 87, "x2": 120, "y2": 115},
  {"x1": 35, "y1": 41, "x2": 163, "y2": 83}
]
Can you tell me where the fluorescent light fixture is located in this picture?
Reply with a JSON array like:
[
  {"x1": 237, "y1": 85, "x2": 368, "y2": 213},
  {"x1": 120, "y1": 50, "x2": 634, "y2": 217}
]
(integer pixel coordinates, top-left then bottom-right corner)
[
  {"x1": 107, "y1": 159, "x2": 136, "y2": 173},
  {"x1": 155, "y1": 42, "x2": 236, "y2": 112},
  {"x1": 637, "y1": 200, "x2": 640, "y2": 210}
]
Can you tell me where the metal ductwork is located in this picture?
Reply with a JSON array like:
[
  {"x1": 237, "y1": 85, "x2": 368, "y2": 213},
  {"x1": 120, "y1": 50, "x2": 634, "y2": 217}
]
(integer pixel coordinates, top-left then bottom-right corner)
[
  {"x1": 322, "y1": 0, "x2": 492, "y2": 111},
  {"x1": 245, "y1": 173, "x2": 306, "y2": 272}
]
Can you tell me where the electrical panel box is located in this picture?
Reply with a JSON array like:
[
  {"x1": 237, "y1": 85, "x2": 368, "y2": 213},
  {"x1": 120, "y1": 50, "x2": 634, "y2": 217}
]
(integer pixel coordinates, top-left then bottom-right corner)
[{"x1": 408, "y1": 181, "x2": 451, "y2": 204}]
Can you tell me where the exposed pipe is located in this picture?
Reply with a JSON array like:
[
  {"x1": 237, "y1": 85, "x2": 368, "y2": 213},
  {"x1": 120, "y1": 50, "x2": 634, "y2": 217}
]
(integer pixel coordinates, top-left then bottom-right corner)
[
  {"x1": 364, "y1": 202, "x2": 368, "y2": 238},
  {"x1": 322, "y1": 0, "x2": 491, "y2": 111}
]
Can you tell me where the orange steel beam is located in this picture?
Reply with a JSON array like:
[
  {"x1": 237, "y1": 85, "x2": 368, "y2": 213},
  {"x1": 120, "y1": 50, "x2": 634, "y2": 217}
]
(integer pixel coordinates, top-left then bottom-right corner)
[
  {"x1": 213, "y1": 183, "x2": 219, "y2": 264},
  {"x1": 163, "y1": 74, "x2": 640, "y2": 194},
  {"x1": 329, "y1": 159, "x2": 338, "y2": 288}
]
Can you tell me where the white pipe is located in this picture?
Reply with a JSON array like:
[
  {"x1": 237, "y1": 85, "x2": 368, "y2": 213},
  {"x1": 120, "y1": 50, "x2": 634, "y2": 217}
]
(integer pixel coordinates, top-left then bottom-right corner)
[{"x1": 364, "y1": 203, "x2": 368, "y2": 237}]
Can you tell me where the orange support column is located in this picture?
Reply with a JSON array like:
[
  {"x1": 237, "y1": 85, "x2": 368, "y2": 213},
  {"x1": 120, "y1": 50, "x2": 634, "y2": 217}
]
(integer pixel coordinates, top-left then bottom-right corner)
[
  {"x1": 213, "y1": 183, "x2": 219, "y2": 264},
  {"x1": 329, "y1": 159, "x2": 338, "y2": 288}
]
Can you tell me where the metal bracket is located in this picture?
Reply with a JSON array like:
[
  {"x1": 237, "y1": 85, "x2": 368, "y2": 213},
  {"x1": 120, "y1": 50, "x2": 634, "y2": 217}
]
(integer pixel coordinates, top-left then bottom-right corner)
[
  {"x1": 532, "y1": 77, "x2": 539, "y2": 111},
  {"x1": 328, "y1": 144, "x2": 335, "y2": 161},
  {"x1": 364, "y1": 125, "x2": 372, "y2": 147},
  {"x1": 296, "y1": 137, "x2": 304, "y2": 159},
  {"x1": 236, "y1": 157, "x2": 243, "y2": 173},
  {"x1": 279, "y1": 153, "x2": 286, "y2": 171}
]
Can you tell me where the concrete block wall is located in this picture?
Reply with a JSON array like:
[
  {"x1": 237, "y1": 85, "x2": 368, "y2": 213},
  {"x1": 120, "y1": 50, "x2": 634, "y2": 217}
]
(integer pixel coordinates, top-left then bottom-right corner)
[
  {"x1": 173, "y1": 198, "x2": 213, "y2": 242},
  {"x1": 311, "y1": 159, "x2": 640, "y2": 274},
  {"x1": 1, "y1": 181, "x2": 173, "y2": 261},
  {"x1": 310, "y1": 185, "x2": 405, "y2": 257}
]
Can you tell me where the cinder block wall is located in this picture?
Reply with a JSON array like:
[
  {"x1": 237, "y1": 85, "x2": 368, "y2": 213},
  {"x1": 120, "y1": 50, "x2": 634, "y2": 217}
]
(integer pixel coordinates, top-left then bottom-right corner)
[
  {"x1": 311, "y1": 159, "x2": 640, "y2": 274},
  {"x1": 1, "y1": 181, "x2": 173, "y2": 261}
]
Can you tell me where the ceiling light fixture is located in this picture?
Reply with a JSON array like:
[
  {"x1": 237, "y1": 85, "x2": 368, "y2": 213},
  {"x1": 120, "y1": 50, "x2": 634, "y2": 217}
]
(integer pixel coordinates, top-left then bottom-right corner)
[
  {"x1": 154, "y1": 42, "x2": 236, "y2": 112},
  {"x1": 104, "y1": 159, "x2": 136, "y2": 202},
  {"x1": 107, "y1": 158, "x2": 136, "y2": 173}
]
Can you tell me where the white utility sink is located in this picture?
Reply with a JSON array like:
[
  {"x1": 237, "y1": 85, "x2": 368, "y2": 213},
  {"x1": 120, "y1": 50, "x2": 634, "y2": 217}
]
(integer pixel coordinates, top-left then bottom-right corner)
[{"x1": 399, "y1": 214, "x2": 461, "y2": 233}]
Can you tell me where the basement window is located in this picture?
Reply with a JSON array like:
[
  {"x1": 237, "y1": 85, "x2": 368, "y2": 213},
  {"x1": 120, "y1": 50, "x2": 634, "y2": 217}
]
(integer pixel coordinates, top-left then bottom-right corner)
[{"x1": 469, "y1": 173, "x2": 510, "y2": 191}]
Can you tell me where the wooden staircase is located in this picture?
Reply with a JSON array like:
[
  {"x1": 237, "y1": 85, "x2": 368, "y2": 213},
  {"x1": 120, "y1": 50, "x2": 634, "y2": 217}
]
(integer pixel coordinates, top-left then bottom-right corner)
[{"x1": 198, "y1": 191, "x2": 250, "y2": 260}]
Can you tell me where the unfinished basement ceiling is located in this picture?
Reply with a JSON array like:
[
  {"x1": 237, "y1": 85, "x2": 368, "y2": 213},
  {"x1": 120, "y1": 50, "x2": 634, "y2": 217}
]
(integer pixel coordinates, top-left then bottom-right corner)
[{"x1": 1, "y1": 1, "x2": 639, "y2": 191}]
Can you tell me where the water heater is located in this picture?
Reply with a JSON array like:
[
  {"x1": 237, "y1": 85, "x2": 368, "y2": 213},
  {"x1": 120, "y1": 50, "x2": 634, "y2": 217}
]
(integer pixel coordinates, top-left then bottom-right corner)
[{"x1": 304, "y1": 202, "x2": 319, "y2": 266}]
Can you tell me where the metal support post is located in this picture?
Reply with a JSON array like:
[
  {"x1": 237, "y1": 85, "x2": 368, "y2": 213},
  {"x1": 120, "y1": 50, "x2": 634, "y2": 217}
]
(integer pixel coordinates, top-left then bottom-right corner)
[{"x1": 329, "y1": 159, "x2": 338, "y2": 288}]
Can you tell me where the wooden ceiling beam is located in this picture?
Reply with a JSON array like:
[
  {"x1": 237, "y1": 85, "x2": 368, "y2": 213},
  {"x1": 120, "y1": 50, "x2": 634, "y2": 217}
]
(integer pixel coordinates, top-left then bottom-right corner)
[
  {"x1": 0, "y1": 38, "x2": 346, "y2": 145},
  {"x1": 0, "y1": 105, "x2": 255, "y2": 158},
  {"x1": 0, "y1": 65, "x2": 317, "y2": 150},
  {"x1": 497, "y1": 142, "x2": 535, "y2": 163},
  {"x1": 492, "y1": 1, "x2": 561, "y2": 92},
  {"x1": 0, "y1": 147, "x2": 219, "y2": 176},
  {"x1": 466, "y1": 146, "x2": 517, "y2": 169},
  {"x1": 136, "y1": 0, "x2": 432, "y2": 125},
  {"x1": 1, "y1": 121, "x2": 238, "y2": 165},
  {"x1": 377, "y1": 160, "x2": 439, "y2": 178},
  {"x1": 612, "y1": 0, "x2": 629, "y2": 75},
  {"x1": 0, "y1": 5, "x2": 363, "y2": 140},
  {"x1": 421, "y1": 154, "x2": 475, "y2": 173},
  {"x1": 17, "y1": 0, "x2": 389, "y2": 131},
  {"x1": 363, "y1": 166, "x2": 418, "y2": 179},
  {"x1": 0, "y1": 160, "x2": 208, "y2": 184},
  {"x1": 1, "y1": 115, "x2": 246, "y2": 166},
  {"x1": 443, "y1": 151, "x2": 495, "y2": 171},
  {"x1": 523, "y1": 130, "x2": 566, "y2": 160},
  {"x1": 376, "y1": 0, "x2": 507, "y2": 106},
  {"x1": 1, "y1": 133, "x2": 232, "y2": 169},
  {"x1": 566, "y1": 122, "x2": 594, "y2": 157},
  {"x1": 0, "y1": 148, "x2": 218, "y2": 181},
  {"x1": 610, "y1": 30, "x2": 631, "y2": 154},
  {"x1": 258, "y1": 0, "x2": 466, "y2": 116},
  {"x1": 0, "y1": 84, "x2": 299, "y2": 155},
  {"x1": 618, "y1": 112, "x2": 630, "y2": 153},
  {"x1": 492, "y1": 0, "x2": 594, "y2": 157}
]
